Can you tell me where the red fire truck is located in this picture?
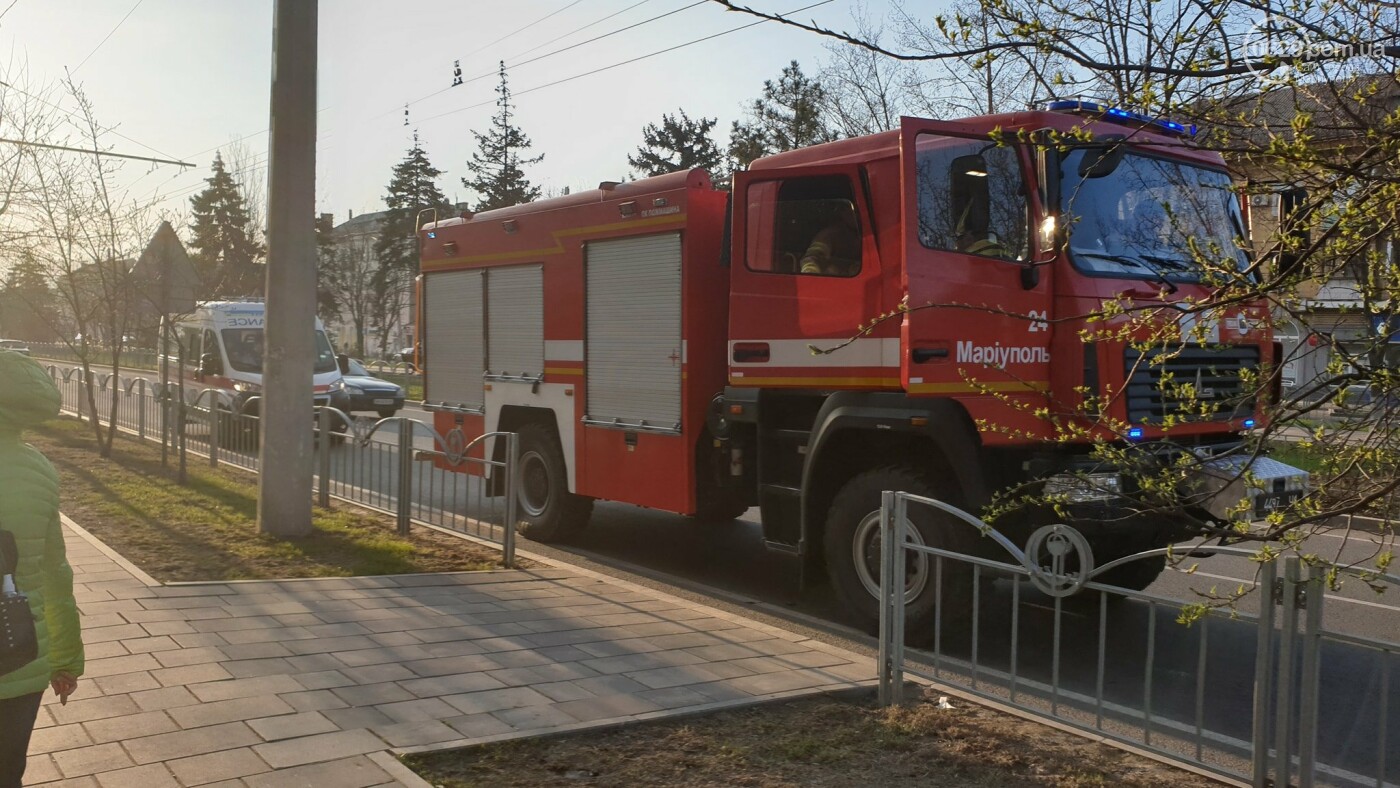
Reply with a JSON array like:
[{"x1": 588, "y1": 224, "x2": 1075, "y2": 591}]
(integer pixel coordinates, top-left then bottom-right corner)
[{"x1": 417, "y1": 103, "x2": 1305, "y2": 633}]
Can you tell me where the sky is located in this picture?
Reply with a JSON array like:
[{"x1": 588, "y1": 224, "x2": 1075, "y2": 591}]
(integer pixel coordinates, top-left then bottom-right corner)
[{"x1": 0, "y1": 0, "x2": 903, "y2": 228}]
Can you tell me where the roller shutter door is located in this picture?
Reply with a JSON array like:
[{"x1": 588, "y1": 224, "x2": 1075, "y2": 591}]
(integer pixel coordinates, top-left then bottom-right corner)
[
  {"x1": 585, "y1": 233, "x2": 682, "y2": 432},
  {"x1": 424, "y1": 269, "x2": 484, "y2": 409},
  {"x1": 486, "y1": 264, "x2": 544, "y2": 379}
]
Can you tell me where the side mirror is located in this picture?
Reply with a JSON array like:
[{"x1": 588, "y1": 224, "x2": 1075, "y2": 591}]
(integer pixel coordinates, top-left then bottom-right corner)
[
  {"x1": 1077, "y1": 137, "x2": 1127, "y2": 179},
  {"x1": 337, "y1": 354, "x2": 350, "y2": 374},
  {"x1": 199, "y1": 352, "x2": 219, "y2": 376},
  {"x1": 1078, "y1": 146, "x2": 1124, "y2": 179}
]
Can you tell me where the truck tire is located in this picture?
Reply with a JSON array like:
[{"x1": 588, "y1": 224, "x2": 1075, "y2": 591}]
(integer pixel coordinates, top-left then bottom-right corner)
[
  {"x1": 515, "y1": 422, "x2": 592, "y2": 542},
  {"x1": 824, "y1": 466, "x2": 976, "y2": 642}
]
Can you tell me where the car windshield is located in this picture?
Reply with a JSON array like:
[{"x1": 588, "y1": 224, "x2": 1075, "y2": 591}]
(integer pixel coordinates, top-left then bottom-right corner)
[
  {"x1": 347, "y1": 358, "x2": 369, "y2": 377},
  {"x1": 221, "y1": 328, "x2": 338, "y2": 374},
  {"x1": 1061, "y1": 150, "x2": 1250, "y2": 282}
]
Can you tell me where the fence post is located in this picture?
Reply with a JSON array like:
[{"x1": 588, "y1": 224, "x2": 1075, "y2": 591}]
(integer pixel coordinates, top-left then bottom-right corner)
[
  {"x1": 1251, "y1": 558, "x2": 1279, "y2": 788},
  {"x1": 878, "y1": 489, "x2": 897, "y2": 706},
  {"x1": 502, "y1": 432, "x2": 519, "y2": 569},
  {"x1": 137, "y1": 379, "x2": 147, "y2": 440},
  {"x1": 396, "y1": 421, "x2": 413, "y2": 536},
  {"x1": 208, "y1": 404, "x2": 220, "y2": 467},
  {"x1": 1296, "y1": 563, "x2": 1325, "y2": 788},
  {"x1": 1274, "y1": 556, "x2": 1302, "y2": 787},
  {"x1": 317, "y1": 407, "x2": 331, "y2": 508}
]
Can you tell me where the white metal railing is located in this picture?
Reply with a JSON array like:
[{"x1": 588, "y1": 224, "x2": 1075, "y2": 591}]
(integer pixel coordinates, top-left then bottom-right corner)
[
  {"x1": 877, "y1": 490, "x2": 1399, "y2": 788},
  {"x1": 46, "y1": 365, "x2": 518, "y2": 567}
]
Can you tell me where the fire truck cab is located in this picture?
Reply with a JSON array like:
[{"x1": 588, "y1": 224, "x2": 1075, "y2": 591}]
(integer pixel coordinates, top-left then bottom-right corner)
[{"x1": 419, "y1": 105, "x2": 1304, "y2": 633}]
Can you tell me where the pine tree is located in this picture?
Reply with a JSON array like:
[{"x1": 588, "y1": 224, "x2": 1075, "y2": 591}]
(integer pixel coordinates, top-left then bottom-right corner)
[
  {"x1": 629, "y1": 110, "x2": 725, "y2": 179},
  {"x1": 187, "y1": 153, "x2": 265, "y2": 298},
  {"x1": 728, "y1": 61, "x2": 837, "y2": 171},
  {"x1": 374, "y1": 139, "x2": 449, "y2": 357},
  {"x1": 463, "y1": 62, "x2": 543, "y2": 212},
  {"x1": 0, "y1": 252, "x2": 60, "y2": 341}
]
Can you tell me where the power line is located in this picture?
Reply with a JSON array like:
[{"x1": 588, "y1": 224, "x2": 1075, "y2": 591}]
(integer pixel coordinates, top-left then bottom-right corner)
[
  {"x1": 386, "y1": 0, "x2": 705, "y2": 119},
  {"x1": 508, "y1": 0, "x2": 654, "y2": 59},
  {"x1": 417, "y1": 0, "x2": 832, "y2": 126},
  {"x1": 1, "y1": 79, "x2": 184, "y2": 162},
  {"x1": 0, "y1": 136, "x2": 191, "y2": 166},
  {"x1": 72, "y1": 0, "x2": 144, "y2": 75},
  {"x1": 478, "y1": 0, "x2": 587, "y2": 54}
]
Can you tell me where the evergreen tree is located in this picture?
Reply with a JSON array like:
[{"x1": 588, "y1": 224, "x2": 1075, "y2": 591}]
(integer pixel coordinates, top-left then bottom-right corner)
[
  {"x1": 374, "y1": 140, "x2": 449, "y2": 357},
  {"x1": 0, "y1": 253, "x2": 60, "y2": 341},
  {"x1": 463, "y1": 62, "x2": 543, "y2": 212},
  {"x1": 728, "y1": 61, "x2": 837, "y2": 171},
  {"x1": 187, "y1": 153, "x2": 265, "y2": 298},
  {"x1": 314, "y1": 213, "x2": 340, "y2": 328},
  {"x1": 629, "y1": 110, "x2": 725, "y2": 179}
]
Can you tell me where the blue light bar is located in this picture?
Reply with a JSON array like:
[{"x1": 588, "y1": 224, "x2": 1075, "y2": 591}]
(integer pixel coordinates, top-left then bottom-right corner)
[
  {"x1": 1243, "y1": 419, "x2": 1256, "y2": 429},
  {"x1": 1127, "y1": 427, "x2": 1144, "y2": 440},
  {"x1": 1044, "y1": 100, "x2": 1197, "y2": 137}
]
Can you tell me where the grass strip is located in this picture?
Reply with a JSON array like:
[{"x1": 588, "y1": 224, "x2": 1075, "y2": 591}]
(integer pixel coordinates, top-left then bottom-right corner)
[{"x1": 32, "y1": 417, "x2": 514, "y2": 582}]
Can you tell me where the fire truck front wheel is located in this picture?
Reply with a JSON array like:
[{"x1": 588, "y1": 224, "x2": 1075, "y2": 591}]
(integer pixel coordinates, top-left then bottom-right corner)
[
  {"x1": 824, "y1": 466, "x2": 975, "y2": 641},
  {"x1": 514, "y1": 423, "x2": 592, "y2": 542}
]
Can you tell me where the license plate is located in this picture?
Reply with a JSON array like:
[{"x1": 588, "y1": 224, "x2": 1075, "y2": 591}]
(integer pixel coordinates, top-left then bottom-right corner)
[
  {"x1": 1255, "y1": 490, "x2": 1302, "y2": 518},
  {"x1": 373, "y1": 398, "x2": 395, "y2": 405}
]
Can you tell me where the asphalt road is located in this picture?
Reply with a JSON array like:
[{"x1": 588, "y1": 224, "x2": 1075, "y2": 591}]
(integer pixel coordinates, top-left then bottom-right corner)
[{"x1": 45, "y1": 360, "x2": 1400, "y2": 785}]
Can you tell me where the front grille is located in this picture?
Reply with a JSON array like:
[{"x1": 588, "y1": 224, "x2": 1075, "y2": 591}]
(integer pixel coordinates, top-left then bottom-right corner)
[{"x1": 1123, "y1": 344, "x2": 1260, "y2": 423}]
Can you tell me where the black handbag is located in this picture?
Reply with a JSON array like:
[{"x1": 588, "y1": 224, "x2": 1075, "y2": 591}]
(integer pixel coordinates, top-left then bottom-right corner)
[{"x1": 0, "y1": 527, "x2": 38, "y2": 677}]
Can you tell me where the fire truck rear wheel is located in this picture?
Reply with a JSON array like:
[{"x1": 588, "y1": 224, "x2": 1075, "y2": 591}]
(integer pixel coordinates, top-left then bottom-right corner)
[
  {"x1": 824, "y1": 466, "x2": 974, "y2": 642},
  {"x1": 515, "y1": 423, "x2": 592, "y2": 542}
]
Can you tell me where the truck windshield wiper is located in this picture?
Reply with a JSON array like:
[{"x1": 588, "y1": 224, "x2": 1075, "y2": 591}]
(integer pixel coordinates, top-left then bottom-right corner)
[{"x1": 1074, "y1": 251, "x2": 1180, "y2": 294}]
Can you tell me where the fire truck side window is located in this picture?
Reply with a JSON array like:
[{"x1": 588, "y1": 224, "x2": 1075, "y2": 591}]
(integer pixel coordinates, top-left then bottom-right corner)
[
  {"x1": 746, "y1": 175, "x2": 862, "y2": 277},
  {"x1": 915, "y1": 135, "x2": 1028, "y2": 261}
]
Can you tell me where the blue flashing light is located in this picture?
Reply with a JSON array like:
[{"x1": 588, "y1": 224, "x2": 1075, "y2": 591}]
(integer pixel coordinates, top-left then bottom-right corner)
[
  {"x1": 1127, "y1": 427, "x2": 1145, "y2": 440},
  {"x1": 1044, "y1": 100, "x2": 1197, "y2": 137},
  {"x1": 1243, "y1": 419, "x2": 1256, "y2": 429},
  {"x1": 427, "y1": 231, "x2": 437, "y2": 239}
]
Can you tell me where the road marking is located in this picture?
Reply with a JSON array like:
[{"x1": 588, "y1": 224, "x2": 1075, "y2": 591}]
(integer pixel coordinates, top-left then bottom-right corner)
[{"x1": 1174, "y1": 569, "x2": 1400, "y2": 611}]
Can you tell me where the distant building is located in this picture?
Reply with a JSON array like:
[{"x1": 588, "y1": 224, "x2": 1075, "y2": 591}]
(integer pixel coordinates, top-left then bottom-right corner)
[
  {"x1": 1228, "y1": 76, "x2": 1400, "y2": 397},
  {"x1": 320, "y1": 210, "x2": 415, "y2": 358}
]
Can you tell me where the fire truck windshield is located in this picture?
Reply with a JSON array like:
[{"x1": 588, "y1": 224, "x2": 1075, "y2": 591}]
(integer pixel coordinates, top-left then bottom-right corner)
[
  {"x1": 1060, "y1": 150, "x2": 1250, "y2": 282},
  {"x1": 221, "y1": 328, "x2": 339, "y2": 375}
]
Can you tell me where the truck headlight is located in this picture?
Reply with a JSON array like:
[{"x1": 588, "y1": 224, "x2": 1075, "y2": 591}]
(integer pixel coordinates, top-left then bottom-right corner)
[
  {"x1": 233, "y1": 381, "x2": 261, "y2": 394},
  {"x1": 1043, "y1": 472, "x2": 1122, "y2": 503}
]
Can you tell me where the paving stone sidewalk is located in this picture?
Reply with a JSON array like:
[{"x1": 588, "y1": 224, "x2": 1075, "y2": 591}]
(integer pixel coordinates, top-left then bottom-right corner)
[{"x1": 24, "y1": 517, "x2": 875, "y2": 787}]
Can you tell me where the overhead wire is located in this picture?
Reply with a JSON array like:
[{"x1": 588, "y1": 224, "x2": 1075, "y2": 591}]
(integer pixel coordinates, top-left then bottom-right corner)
[
  {"x1": 507, "y1": 0, "x2": 653, "y2": 59},
  {"x1": 384, "y1": 0, "x2": 691, "y2": 119},
  {"x1": 144, "y1": 0, "x2": 829, "y2": 209},
  {"x1": 72, "y1": 0, "x2": 144, "y2": 75},
  {"x1": 416, "y1": 0, "x2": 832, "y2": 125}
]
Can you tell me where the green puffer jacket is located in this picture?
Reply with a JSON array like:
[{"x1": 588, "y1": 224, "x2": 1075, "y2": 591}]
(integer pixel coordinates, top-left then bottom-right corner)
[{"x1": 0, "y1": 351, "x2": 82, "y2": 699}]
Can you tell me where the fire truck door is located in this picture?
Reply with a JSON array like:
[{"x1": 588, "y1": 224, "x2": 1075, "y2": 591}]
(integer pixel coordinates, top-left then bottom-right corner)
[
  {"x1": 728, "y1": 166, "x2": 891, "y2": 389},
  {"x1": 899, "y1": 119, "x2": 1052, "y2": 402}
]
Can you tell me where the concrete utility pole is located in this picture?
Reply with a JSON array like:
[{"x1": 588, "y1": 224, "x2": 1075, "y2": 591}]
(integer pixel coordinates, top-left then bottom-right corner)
[{"x1": 258, "y1": 0, "x2": 318, "y2": 537}]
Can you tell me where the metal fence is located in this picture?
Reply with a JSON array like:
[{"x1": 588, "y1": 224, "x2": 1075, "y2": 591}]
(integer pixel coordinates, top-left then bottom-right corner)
[
  {"x1": 876, "y1": 491, "x2": 1400, "y2": 788},
  {"x1": 45, "y1": 365, "x2": 519, "y2": 566}
]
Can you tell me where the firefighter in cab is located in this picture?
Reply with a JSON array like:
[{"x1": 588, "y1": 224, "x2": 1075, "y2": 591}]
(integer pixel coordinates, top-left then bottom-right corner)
[{"x1": 798, "y1": 201, "x2": 860, "y2": 276}]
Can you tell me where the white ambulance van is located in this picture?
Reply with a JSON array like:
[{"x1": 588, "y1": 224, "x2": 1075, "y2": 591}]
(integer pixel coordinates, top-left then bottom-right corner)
[{"x1": 166, "y1": 299, "x2": 350, "y2": 416}]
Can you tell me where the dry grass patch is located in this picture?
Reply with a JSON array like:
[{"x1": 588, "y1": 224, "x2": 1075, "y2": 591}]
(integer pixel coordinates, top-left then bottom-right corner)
[
  {"x1": 405, "y1": 690, "x2": 1222, "y2": 788},
  {"x1": 32, "y1": 417, "x2": 522, "y2": 581}
]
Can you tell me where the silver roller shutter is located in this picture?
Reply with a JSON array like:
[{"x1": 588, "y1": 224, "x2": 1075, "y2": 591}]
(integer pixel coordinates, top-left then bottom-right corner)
[
  {"x1": 585, "y1": 233, "x2": 682, "y2": 432},
  {"x1": 424, "y1": 269, "x2": 484, "y2": 409},
  {"x1": 486, "y1": 264, "x2": 544, "y2": 379}
]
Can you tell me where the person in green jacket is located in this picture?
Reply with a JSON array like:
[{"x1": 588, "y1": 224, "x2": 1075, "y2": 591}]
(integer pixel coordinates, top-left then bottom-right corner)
[{"x1": 0, "y1": 351, "x2": 82, "y2": 787}]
